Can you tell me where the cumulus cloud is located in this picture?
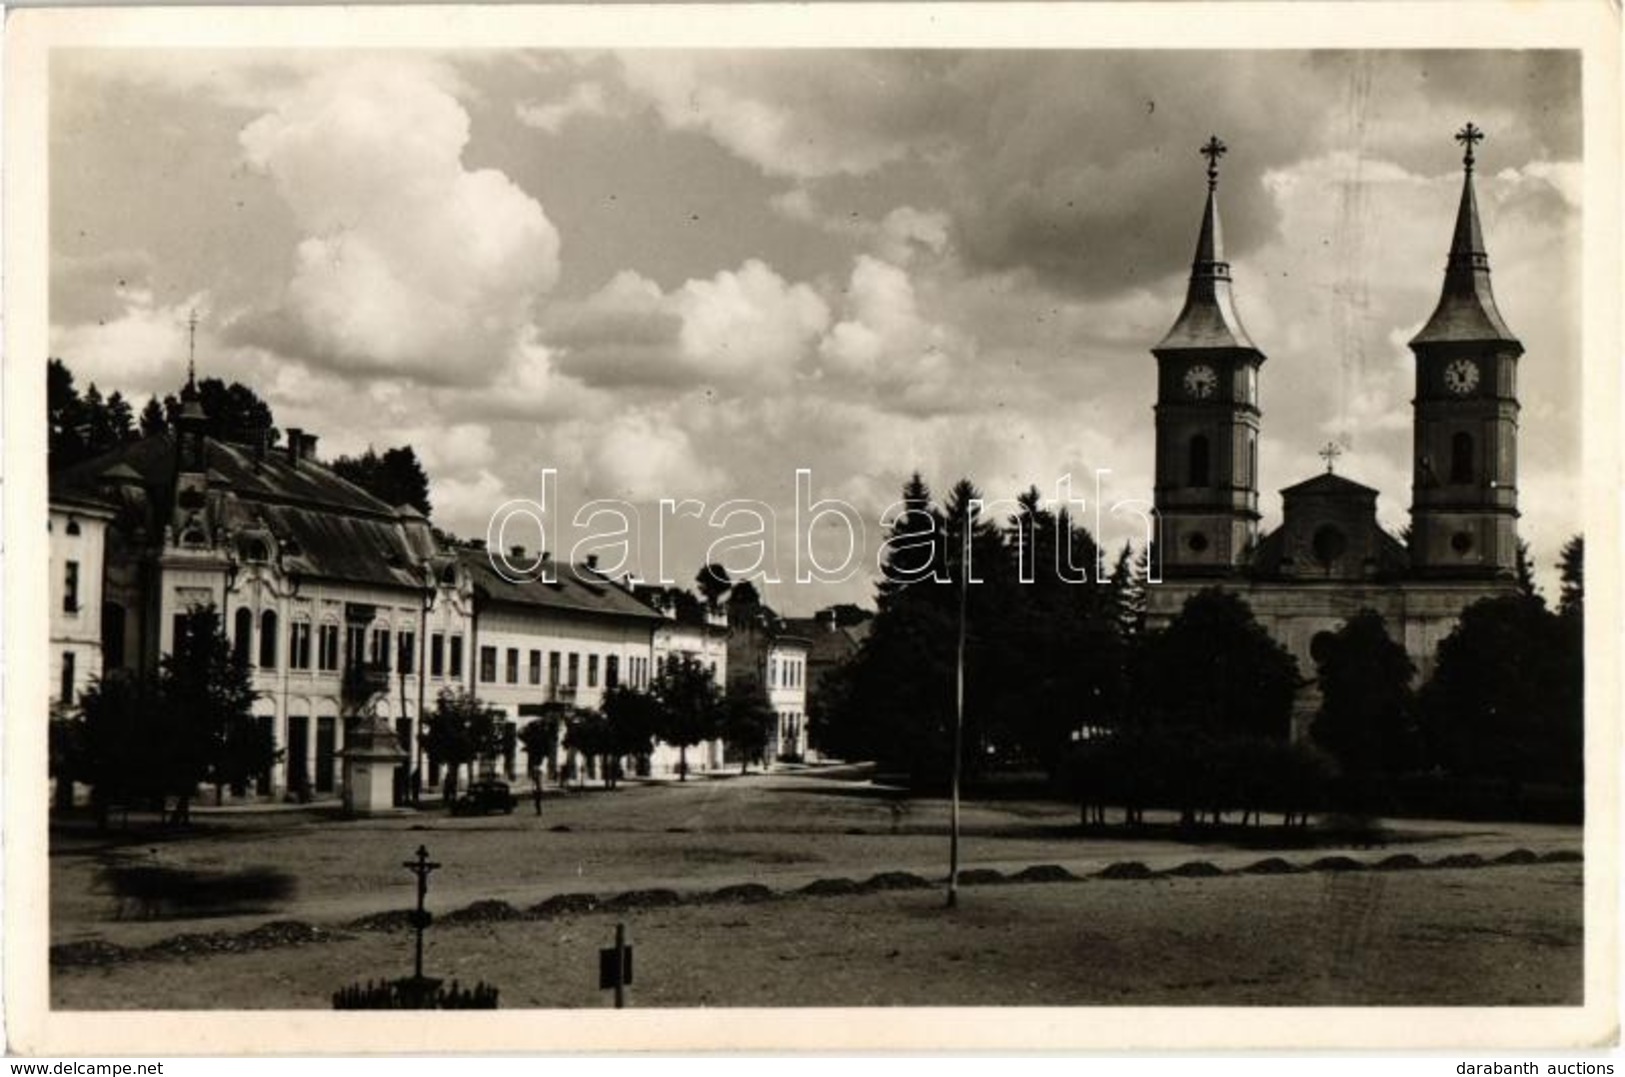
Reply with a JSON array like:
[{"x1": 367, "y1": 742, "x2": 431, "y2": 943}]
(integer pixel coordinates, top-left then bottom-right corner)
[
  {"x1": 235, "y1": 61, "x2": 561, "y2": 383},
  {"x1": 47, "y1": 50, "x2": 1582, "y2": 607},
  {"x1": 769, "y1": 189, "x2": 951, "y2": 266},
  {"x1": 516, "y1": 80, "x2": 619, "y2": 132},
  {"x1": 546, "y1": 259, "x2": 829, "y2": 391},
  {"x1": 49, "y1": 248, "x2": 160, "y2": 328},
  {"x1": 49, "y1": 284, "x2": 205, "y2": 397},
  {"x1": 617, "y1": 50, "x2": 1580, "y2": 299},
  {"x1": 817, "y1": 255, "x2": 963, "y2": 403},
  {"x1": 616, "y1": 52, "x2": 963, "y2": 180}
]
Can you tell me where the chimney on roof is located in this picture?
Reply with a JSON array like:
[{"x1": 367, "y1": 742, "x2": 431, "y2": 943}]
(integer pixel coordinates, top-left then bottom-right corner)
[
  {"x1": 286, "y1": 427, "x2": 305, "y2": 467},
  {"x1": 585, "y1": 554, "x2": 600, "y2": 571},
  {"x1": 301, "y1": 432, "x2": 319, "y2": 462},
  {"x1": 817, "y1": 608, "x2": 837, "y2": 632},
  {"x1": 541, "y1": 550, "x2": 551, "y2": 562},
  {"x1": 510, "y1": 545, "x2": 526, "y2": 561}
]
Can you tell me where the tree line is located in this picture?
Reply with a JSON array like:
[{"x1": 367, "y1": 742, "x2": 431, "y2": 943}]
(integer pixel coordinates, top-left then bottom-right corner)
[
  {"x1": 50, "y1": 566, "x2": 779, "y2": 821},
  {"x1": 421, "y1": 566, "x2": 778, "y2": 798},
  {"x1": 48, "y1": 358, "x2": 432, "y2": 517},
  {"x1": 53, "y1": 606, "x2": 278, "y2": 827},
  {"x1": 811, "y1": 474, "x2": 1585, "y2": 823}
]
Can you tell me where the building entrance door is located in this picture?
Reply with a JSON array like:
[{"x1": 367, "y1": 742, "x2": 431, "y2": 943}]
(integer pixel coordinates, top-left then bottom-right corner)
[
  {"x1": 315, "y1": 717, "x2": 337, "y2": 793},
  {"x1": 256, "y1": 715, "x2": 274, "y2": 796},
  {"x1": 287, "y1": 716, "x2": 309, "y2": 800}
]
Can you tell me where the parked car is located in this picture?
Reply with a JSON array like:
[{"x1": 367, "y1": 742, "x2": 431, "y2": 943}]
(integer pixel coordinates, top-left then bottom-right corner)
[{"x1": 451, "y1": 779, "x2": 516, "y2": 815}]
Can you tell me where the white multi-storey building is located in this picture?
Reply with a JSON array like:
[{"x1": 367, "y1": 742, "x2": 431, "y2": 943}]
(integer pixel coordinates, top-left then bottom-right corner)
[
  {"x1": 46, "y1": 377, "x2": 690, "y2": 805},
  {"x1": 641, "y1": 588, "x2": 730, "y2": 774},
  {"x1": 460, "y1": 550, "x2": 664, "y2": 781},
  {"x1": 726, "y1": 594, "x2": 811, "y2": 762},
  {"x1": 48, "y1": 496, "x2": 115, "y2": 718}
]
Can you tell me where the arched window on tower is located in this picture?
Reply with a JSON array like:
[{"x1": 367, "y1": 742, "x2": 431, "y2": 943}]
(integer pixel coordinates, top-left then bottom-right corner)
[
  {"x1": 1450, "y1": 432, "x2": 1474, "y2": 485},
  {"x1": 260, "y1": 609, "x2": 279, "y2": 669},
  {"x1": 233, "y1": 607, "x2": 253, "y2": 667},
  {"x1": 1187, "y1": 435, "x2": 1210, "y2": 488}
]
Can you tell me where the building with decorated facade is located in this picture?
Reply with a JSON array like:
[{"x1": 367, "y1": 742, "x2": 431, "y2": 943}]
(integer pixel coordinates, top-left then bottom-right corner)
[{"x1": 46, "y1": 377, "x2": 738, "y2": 806}]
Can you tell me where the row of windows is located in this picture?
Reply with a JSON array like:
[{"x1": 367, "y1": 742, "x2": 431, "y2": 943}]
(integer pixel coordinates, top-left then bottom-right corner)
[
  {"x1": 476, "y1": 646, "x2": 625, "y2": 691},
  {"x1": 768, "y1": 655, "x2": 804, "y2": 689},
  {"x1": 225, "y1": 612, "x2": 487, "y2": 678},
  {"x1": 141, "y1": 610, "x2": 719, "y2": 698}
]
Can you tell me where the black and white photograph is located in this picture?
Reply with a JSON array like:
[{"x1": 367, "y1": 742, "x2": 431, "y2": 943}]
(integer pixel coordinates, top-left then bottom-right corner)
[{"x1": 4, "y1": 2, "x2": 1620, "y2": 1056}]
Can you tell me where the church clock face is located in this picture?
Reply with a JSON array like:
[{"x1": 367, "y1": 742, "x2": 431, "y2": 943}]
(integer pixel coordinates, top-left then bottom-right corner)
[
  {"x1": 1443, "y1": 358, "x2": 1480, "y2": 396},
  {"x1": 1183, "y1": 364, "x2": 1218, "y2": 399}
]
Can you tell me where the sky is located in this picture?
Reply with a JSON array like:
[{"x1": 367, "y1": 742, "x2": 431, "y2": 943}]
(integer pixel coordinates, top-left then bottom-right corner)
[{"x1": 49, "y1": 48, "x2": 1582, "y2": 613}]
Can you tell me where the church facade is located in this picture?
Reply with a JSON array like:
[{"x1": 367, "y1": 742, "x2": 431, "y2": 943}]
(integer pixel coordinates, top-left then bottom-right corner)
[{"x1": 1144, "y1": 128, "x2": 1522, "y2": 733}]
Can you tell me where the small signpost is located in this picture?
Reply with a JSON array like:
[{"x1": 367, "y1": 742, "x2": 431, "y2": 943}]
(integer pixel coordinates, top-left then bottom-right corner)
[
  {"x1": 403, "y1": 844, "x2": 441, "y2": 982},
  {"x1": 598, "y1": 922, "x2": 633, "y2": 1008}
]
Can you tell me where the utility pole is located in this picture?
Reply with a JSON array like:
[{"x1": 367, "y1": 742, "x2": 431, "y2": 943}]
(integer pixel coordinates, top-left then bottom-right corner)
[{"x1": 948, "y1": 509, "x2": 969, "y2": 909}]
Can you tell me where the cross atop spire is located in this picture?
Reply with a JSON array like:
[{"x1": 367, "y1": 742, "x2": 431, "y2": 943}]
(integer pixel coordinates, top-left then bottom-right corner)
[
  {"x1": 1154, "y1": 134, "x2": 1259, "y2": 354},
  {"x1": 1318, "y1": 441, "x2": 1343, "y2": 474},
  {"x1": 1410, "y1": 123, "x2": 1519, "y2": 348},
  {"x1": 1455, "y1": 122, "x2": 1485, "y2": 172},
  {"x1": 1200, "y1": 135, "x2": 1227, "y2": 190}
]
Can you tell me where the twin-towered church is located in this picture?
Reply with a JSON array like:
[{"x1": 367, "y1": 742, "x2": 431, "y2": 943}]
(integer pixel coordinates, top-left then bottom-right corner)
[{"x1": 1144, "y1": 127, "x2": 1523, "y2": 728}]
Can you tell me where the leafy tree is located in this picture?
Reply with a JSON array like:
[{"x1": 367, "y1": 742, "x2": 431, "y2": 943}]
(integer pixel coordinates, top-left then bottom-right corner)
[
  {"x1": 106, "y1": 391, "x2": 136, "y2": 445},
  {"x1": 48, "y1": 358, "x2": 84, "y2": 462},
  {"x1": 694, "y1": 563, "x2": 732, "y2": 612},
  {"x1": 164, "y1": 377, "x2": 280, "y2": 448},
  {"x1": 878, "y1": 471, "x2": 945, "y2": 596},
  {"x1": 1309, "y1": 610, "x2": 1418, "y2": 790},
  {"x1": 1420, "y1": 594, "x2": 1582, "y2": 797},
  {"x1": 47, "y1": 359, "x2": 144, "y2": 466},
  {"x1": 159, "y1": 606, "x2": 270, "y2": 815},
  {"x1": 331, "y1": 445, "x2": 433, "y2": 517},
  {"x1": 81, "y1": 386, "x2": 116, "y2": 450},
  {"x1": 518, "y1": 715, "x2": 562, "y2": 782},
  {"x1": 419, "y1": 688, "x2": 502, "y2": 803},
  {"x1": 218, "y1": 712, "x2": 281, "y2": 800},
  {"x1": 562, "y1": 710, "x2": 611, "y2": 787},
  {"x1": 1558, "y1": 535, "x2": 1584, "y2": 622},
  {"x1": 720, "y1": 681, "x2": 776, "y2": 774},
  {"x1": 825, "y1": 604, "x2": 873, "y2": 628},
  {"x1": 1515, "y1": 539, "x2": 1540, "y2": 601},
  {"x1": 70, "y1": 670, "x2": 167, "y2": 828},
  {"x1": 1108, "y1": 542, "x2": 1147, "y2": 642},
  {"x1": 806, "y1": 473, "x2": 1140, "y2": 785},
  {"x1": 807, "y1": 656, "x2": 861, "y2": 761},
  {"x1": 727, "y1": 579, "x2": 762, "y2": 614},
  {"x1": 50, "y1": 712, "x2": 87, "y2": 810},
  {"x1": 1130, "y1": 588, "x2": 1301, "y2": 742},
  {"x1": 62, "y1": 610, "x2": 274, "y2": 826},
  {"x1": 652, "y1": 654, "x2": 723, "y2": 780},
  {"x1": 980, "y1": 487, "x2": 1121, "y2": 767},
  {"x1": 599, "y1": 685, "x2": 662, "y2": 787},
  {"x1": 139, "y1": 396, "x2": 167, "y2": 437},
  {"x1": 843, "y1": 492, "x2": 958, "y2": 780}
]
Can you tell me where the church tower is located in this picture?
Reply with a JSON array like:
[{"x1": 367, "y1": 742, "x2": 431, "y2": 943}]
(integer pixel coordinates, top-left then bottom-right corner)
[
  {"x1": 1408, "y1": 124, "x2": 1522, "y2": 578},
  {"x1": 1152, "y1": 136, "x2": 1265, "y2": 577}
]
